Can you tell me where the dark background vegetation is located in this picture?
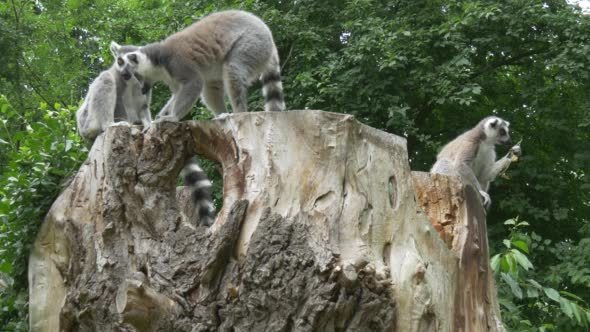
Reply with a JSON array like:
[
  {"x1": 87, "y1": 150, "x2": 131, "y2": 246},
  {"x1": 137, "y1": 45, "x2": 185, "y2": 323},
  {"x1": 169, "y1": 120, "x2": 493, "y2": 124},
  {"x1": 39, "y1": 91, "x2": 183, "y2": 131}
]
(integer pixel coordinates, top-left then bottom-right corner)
[{"x1": 1, "y1": 0, "x2": 589, "y2": 330}]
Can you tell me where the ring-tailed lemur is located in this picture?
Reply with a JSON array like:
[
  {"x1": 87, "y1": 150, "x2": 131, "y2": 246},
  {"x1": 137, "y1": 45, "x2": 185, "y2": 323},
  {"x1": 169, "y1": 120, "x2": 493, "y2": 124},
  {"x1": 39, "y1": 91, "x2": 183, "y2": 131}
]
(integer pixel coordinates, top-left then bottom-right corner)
[
  {"x1": 77, "y1": 46, "x2": 215, "y2": 226},
  {"x1": 76, "y1": 44, "x2": 152, "y2": 144},
  {"x1": 430, "y1": 116, "x2": 522, "y2": 209},
  {"x1": 110, "y1": 10, "x2": 285, "y2": 122}
]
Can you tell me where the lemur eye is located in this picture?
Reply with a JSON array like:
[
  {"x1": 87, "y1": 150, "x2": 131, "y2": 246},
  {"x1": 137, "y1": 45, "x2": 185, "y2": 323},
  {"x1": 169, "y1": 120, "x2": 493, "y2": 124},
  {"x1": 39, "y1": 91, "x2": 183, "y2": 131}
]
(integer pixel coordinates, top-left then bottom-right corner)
[
  {"x1": 499, "y1": 128, "x2": 507, "y2": 136},
  {"x1": 117, "y1": 57, "x2": 124, "y2": 66},
  {"x1": 129, "y1": 53, "x2": 138, "y2": 64}
]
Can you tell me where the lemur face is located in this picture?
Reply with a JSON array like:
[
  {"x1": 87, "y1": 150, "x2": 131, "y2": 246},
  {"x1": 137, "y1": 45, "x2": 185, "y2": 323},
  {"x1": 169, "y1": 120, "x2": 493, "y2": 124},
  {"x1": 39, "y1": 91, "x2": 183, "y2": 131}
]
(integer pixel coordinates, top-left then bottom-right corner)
[
  {"x1": 484, "y1": 116, "x2": 512, "y2": 145},
  {"x1": 110, "y1": 42, "x2": 143, "y2": 81},
  {"x1": 117, "y1": 55, "x2": 136, "y2": 81}
]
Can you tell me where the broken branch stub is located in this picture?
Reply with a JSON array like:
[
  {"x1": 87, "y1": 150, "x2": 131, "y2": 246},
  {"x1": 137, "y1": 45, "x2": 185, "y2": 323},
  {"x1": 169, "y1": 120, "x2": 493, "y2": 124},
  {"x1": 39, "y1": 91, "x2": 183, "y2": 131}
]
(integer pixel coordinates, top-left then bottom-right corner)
[{"x1": 29, "y1": 110, "x2": 504, "y2": 331}]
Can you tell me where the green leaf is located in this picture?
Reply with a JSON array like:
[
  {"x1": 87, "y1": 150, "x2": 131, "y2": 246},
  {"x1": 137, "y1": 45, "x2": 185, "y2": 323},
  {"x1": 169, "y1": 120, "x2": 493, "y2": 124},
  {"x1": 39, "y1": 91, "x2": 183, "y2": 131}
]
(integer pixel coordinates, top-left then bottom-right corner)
[
  {"x1": 540, "y1": 323, "x2": 555, "y2": 332},
  {"x1": 571, "y1": 302, "x2": 582, "y2": 323},
  {"x1": 490, "y1": 254, "x2": 500, "y2": 272},
  {"x1": 500, "y1": 255, "x2": 510, "y2": 273},
  {"x1": 526, "y1": 287, "x2": 539, "y2": 298},
  {"x1": 504, "y1": 218, "x2": 516, "y2": 225},
  {"x1": 455, "y1": 57, "x2": 470, "y2": 66},
  {"x1": 511, "y1": 240, "x2": 529, "y2": 253},
  {"x1": 560, "y1": 290, "x2": 585, "y2": 302},
  {"x1": 498, "y1": 297, "x2": 518, "y2": 312},
  {"x1": 503, "y1": 239, "x2": 511, "y2": 248},
  {"x1": 527, "y1": 279, "x2": 543, "y2": 289},
  {"x1": 501, "y1": 273, "x2": 523, "y2": 299},
  {"x1": 559, "y1": 297, "x2": 574, "y2": 318},
  {"x1": 544, "y1": 287, "x2": 561, "y2": 303},
  {"x1": 506, "y1": 254, "x2": 518, "y2": 274},
  {"x1": 511, "y1": 249, "x2": 533, "y2": 270}
]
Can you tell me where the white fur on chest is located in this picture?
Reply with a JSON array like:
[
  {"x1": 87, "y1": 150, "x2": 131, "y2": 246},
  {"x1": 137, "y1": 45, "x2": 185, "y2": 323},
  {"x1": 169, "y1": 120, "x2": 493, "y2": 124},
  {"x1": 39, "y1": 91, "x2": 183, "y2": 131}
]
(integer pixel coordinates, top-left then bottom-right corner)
[
  {"x1": 122, "y1": 81, "x2": 145, "y2": 122},
  {"x1": 472, "y1": 142, "x2": 496, "y2": 180}
]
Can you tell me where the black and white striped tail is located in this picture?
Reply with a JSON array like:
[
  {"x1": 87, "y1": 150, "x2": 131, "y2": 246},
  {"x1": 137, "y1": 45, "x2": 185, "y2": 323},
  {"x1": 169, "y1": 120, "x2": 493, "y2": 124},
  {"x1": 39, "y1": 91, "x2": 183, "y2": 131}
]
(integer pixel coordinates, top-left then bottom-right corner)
[
  {"x1": 182, "y1": 160, "x2": 215, "y2": 226},
  {"x1": 261, "y1": 51, "x2": 285, "y2": 112}
]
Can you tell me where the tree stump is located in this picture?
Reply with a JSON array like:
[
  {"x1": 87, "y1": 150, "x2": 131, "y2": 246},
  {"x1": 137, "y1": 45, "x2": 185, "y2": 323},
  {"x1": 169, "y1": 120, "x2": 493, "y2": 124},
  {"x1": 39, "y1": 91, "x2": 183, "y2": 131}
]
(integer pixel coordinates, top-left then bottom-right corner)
[
  {"x1": 29, "y1": 110, "x2": 504, "y2": 331},
  {"x1": 412, "y1": 172, "x2": 504, "y2": 331}
]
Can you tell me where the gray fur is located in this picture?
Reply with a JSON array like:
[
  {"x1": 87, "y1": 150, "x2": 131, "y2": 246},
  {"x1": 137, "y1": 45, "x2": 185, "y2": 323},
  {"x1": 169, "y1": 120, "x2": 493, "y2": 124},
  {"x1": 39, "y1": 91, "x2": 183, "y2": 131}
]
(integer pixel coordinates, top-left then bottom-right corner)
[
  {"x1": 111, "y1": 10, "x2": 285, "y2": 122},
  {"x1": 76, "y1": 45, "x2": 152, "y2": 144},
  {"x1": 431, "y1": 116, "x2": 519, "y2": 209}
]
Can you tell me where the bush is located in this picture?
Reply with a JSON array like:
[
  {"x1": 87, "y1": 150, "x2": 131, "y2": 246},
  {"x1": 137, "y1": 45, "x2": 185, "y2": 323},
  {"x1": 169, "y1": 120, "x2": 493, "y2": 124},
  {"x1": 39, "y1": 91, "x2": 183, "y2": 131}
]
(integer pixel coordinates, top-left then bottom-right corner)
[{"x1": 0, "y1": 96, "x2": 86, "y2": 330}]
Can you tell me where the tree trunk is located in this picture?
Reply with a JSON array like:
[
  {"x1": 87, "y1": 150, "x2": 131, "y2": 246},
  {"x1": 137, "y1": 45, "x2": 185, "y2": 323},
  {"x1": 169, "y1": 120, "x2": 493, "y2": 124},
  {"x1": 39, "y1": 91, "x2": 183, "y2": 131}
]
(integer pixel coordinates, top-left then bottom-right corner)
[{"x1": 29, "y1": 110, "x2": 504, "y2": 331}]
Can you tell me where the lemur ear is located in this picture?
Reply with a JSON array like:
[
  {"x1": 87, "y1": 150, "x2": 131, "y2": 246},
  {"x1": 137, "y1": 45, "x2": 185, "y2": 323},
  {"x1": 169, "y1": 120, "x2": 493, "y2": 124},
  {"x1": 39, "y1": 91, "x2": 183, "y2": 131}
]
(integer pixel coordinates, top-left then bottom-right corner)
[
  {"x1": 505, "y1": 121, "x2": 510, "y2": 127},
  {"x1": 490, "y1": 119, "x2": 498, "y2": 128},
  {"x1": 110, "y1": 41, "x2": 121, "y2": 58}
]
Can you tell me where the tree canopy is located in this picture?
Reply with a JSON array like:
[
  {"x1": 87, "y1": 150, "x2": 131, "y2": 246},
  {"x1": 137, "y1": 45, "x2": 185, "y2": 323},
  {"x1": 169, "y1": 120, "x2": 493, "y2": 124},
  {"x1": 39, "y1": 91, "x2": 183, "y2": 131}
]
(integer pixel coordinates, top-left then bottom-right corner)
[{"x1": 1, "y1": 0, "x2": 589, "y2": 330}]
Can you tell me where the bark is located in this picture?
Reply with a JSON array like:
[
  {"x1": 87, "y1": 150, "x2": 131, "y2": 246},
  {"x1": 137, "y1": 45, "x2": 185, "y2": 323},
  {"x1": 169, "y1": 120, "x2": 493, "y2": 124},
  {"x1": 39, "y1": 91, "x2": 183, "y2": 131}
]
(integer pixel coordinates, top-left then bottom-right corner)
[{"x1": 29, "y1": 110, "x2": 504, "y2": 331}]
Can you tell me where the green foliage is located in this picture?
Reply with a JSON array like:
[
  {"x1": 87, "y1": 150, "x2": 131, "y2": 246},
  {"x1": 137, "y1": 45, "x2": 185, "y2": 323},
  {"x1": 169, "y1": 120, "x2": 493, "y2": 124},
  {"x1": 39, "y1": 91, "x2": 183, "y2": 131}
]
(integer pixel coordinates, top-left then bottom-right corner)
[
  {"x1": 549, "y1": 238, "x2": 590, "y2": 293},
  {"x1": 199, "y1": 159, "x2": 223, "y2": 212},
  {"x1": 0, "y1": 0, "x2": 588, "y2": 329},
  {"x1": 0, "y1": 96, "x2": 86, "y2": 330},
  {"x1": 0, "y1": 271, "x2": 27, "y2": 332},
  {"x1": 493, "y1": 218, "x2": 590, "y2": 331}
]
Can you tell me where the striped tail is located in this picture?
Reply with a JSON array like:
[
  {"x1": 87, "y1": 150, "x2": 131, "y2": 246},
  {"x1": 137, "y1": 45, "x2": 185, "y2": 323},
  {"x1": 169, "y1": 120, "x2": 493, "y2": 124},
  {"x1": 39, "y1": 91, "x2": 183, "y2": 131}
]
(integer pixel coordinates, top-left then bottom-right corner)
[
  {"x1": 261, "y1": 49, "x2": 286, "y2": 112},
  {"x1": 182, "y1": 160, "x2": 215, "y2": 226}
]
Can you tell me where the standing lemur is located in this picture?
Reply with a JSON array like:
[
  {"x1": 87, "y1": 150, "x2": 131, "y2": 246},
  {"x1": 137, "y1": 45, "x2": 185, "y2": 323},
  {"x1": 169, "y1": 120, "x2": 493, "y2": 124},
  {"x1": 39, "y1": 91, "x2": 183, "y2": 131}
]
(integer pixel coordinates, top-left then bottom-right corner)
[
  {"x1": 431, "y1": 116, "x2": 522, "y2": 209},
  {"x1": 110, "y1": 10, "x2": 285, "y2": 121},
  {"x1": 76, "y1": 45, "x2": 215, "y2": 226},
  {"x1": 76, "y1": 44, "x2": 152, "y2": 144}
]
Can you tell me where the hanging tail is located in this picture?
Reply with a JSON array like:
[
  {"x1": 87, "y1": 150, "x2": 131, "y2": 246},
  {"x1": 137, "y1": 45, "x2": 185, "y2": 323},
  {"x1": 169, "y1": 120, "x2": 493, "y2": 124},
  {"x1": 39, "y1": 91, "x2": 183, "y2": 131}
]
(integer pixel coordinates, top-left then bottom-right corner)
[
  {"x1": 261, "y1": 48, "x2": 286, "y2": 112},
  {"x1": 182, "y1": 159, "x2": 215, "y2": 226}
]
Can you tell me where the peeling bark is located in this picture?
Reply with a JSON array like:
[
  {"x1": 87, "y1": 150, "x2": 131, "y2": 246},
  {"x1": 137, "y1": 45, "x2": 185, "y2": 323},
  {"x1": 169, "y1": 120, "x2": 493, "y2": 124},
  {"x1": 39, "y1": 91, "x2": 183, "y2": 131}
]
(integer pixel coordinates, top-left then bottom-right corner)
[{"x1": 29, "y1": 111, "x2": 504, "y2": 331}]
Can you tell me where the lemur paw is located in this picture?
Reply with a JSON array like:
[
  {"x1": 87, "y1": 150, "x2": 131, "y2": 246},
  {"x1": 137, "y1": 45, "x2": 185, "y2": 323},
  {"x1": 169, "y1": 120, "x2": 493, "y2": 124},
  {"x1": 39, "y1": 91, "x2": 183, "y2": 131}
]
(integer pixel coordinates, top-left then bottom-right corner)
[
  {"x1": 214, "y1": 112, "x2": 230, "y2": 120},
  {"x1": 141, "y1": 123, "x2": 152, "y2": 133},
  {"x1": 479, "y1": 190, "x2": 492, "y2": 210},
  {"x1": 510, "y1": 145, "x2": 522, "y2": 157},
  {"x1": 110, "y1": 121, "x2": 131, "y2": 127},
  {"x1": 153, "y1": 116, "x2": 178, "y2": 123}
]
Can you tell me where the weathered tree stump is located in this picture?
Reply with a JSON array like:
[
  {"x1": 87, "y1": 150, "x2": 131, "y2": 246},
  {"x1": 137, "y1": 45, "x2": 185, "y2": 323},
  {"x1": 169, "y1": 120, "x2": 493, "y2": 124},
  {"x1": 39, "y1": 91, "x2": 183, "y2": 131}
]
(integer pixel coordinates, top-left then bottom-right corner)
[
  {"x1": 29, "y1": 110, "x2": 504, "y2": 331},
  {"x1": 413, "y1": 172, "x2": 504, "y2": 331}
]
